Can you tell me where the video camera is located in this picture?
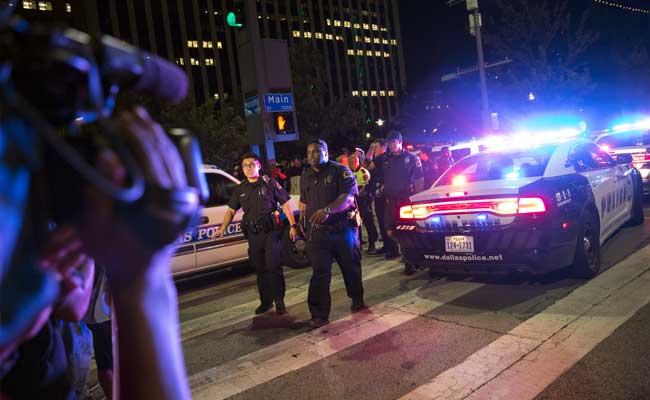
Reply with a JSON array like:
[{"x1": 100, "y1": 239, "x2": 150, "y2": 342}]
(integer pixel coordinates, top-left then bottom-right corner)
[{"x1": 0, "y1": 3, "x2": 208, "y2": 348}]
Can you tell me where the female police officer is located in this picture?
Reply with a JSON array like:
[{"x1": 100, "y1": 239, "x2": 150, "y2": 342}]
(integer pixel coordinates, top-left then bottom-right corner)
[{"x1": 217, "y1": 153, "x2": 299, "y2": 315}]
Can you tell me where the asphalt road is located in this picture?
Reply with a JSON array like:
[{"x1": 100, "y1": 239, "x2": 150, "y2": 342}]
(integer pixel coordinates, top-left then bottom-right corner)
[{"x1": 171, "y1": 205, "x2": 650, "y2": 400}]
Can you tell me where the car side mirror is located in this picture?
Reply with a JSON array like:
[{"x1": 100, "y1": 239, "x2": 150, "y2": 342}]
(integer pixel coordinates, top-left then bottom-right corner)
[{"x1": 614, "y1": 154, "x2": 633, "y2": 165}]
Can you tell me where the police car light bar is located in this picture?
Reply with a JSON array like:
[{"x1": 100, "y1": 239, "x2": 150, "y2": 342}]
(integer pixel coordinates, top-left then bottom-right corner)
[
  {"x1": 399, "y1": 197, "x2": 546, "y2": 219},
  {"x1": 612, "y1": 118, "x2": 650, "y2": 133}
]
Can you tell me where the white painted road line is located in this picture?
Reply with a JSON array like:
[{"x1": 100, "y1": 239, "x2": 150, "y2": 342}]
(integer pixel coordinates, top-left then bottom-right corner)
[
  {"x1": 180, "y1": 259, "x2": 402, "y2": 341},
  {"x1": 189, "y1": 280, "x2": 485, "y2": 400},
  {"x1": 400, "y1": 246, "x2": 650, "y2": 400}
]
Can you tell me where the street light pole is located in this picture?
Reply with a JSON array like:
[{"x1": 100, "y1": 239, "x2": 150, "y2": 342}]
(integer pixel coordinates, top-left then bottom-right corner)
[{"x1": 471, "y1": 6, "x2": 490, "y2": 133}]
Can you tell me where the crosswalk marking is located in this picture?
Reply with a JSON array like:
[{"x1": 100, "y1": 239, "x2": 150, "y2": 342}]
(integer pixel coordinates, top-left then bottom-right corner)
[
  {"x1": 399, "y1": 245, "x2": 650, "y2": 400},
  {"x1": 189, "y1": 280, "x2": 485, "y2": 399},
  {"x1": 180, "y1": 258, "x2": 403, "y2": 341}
]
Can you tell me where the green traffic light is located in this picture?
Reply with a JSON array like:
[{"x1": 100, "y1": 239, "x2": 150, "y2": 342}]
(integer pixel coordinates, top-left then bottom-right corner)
[{"x1": 227, "y1": 12, "x2": 243, "y2": 28}]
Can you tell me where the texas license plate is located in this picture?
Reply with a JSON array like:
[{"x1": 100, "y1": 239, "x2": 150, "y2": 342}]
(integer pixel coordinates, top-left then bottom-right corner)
[{"x1": 445, "y1": 236, "x2": 474, "y2": 253}]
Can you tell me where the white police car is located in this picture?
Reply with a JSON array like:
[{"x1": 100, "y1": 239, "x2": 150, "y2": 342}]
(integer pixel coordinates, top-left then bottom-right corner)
[
  {"x1": 172, "y1": 165, "x2": 308, "y2": 276},
  {"x1": 596, "y1": 129, "x2": 650, "y2": 194},
  {"x1": 393, "y1": 138, "x2": 644, "y2": 278}
]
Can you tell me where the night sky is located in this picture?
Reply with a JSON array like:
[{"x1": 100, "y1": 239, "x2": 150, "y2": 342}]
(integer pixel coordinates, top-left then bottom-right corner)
[{"x1": 398, "y1": 0, "x2": 650, "y2": 101}]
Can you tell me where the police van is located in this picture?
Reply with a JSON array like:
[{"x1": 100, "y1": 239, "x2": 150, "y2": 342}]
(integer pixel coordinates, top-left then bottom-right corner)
[{"x1": 172, "y1": 165, "x2": 309, "y2": 276}]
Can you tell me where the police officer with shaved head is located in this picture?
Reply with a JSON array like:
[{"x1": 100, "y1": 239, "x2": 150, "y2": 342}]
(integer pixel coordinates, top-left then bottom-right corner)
[
  {"x1": 296, "y1": 139, "x2": 366, "y2": 329},
  {"x1": 367, "y1": 131, "x2": 424, "y2": 275},
  {"x1": 218, "y1": 153, "x2": 299, "y2": 315}
]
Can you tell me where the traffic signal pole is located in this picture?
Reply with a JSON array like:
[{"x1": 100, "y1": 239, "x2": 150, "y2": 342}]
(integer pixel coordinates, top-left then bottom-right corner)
[{"x1": 471, "y1": 7, "x2": 491, "y2": 134}]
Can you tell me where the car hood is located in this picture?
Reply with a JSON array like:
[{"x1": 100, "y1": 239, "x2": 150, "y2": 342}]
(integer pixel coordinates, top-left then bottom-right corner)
[{"x1": 411, "y1": 177, "x2": 542, "y2": 202}]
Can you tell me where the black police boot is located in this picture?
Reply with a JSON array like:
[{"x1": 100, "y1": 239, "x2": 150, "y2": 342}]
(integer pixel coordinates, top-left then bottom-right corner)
[
  {"x1": 308, "y1": 317, "x2": 330, "y2": 329},
  {"x1": 366, "y1": 242, "x2": 377, "y2": 254},
  {"x1": 275, "y1": 301, "x2": 287, "y2": 315},
  {"x1": 402, "y1": 263, "x2": 416, "y2": 276},
  {"x1": 255, "y1": 303, "x2": 273, "y2": 315},
  {"x1": 351, "y1": 298, "x2": 368, "y2": 313}
]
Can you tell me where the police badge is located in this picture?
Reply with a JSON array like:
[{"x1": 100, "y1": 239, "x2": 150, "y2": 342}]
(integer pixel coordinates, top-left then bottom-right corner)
[{"x1": 326, "y1": 175, "x2": 333, "y2": 184}]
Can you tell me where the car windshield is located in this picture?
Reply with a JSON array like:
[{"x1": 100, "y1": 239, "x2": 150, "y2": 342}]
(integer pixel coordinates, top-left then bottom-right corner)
[
  {"x1": 436, "y1": 145, "x2": 557, "y2": 186},
  {"x1": 596, "y1": 131, "x2": 650, "y2": 148}
]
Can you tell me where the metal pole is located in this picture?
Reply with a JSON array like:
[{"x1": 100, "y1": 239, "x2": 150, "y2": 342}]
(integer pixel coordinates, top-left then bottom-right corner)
[{"x1": 473, "y1": 9, "x2": 490, "y2": 133}]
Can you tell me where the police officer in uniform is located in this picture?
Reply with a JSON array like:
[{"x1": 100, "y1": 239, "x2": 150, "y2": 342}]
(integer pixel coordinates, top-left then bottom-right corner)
[
  {"x1": 297, "y1": 139, "x2": 366, "y2": 329},
  {"x1": 218, "y1": 153, "x2": 299, "y2": 315},
  {"x1": 368, "y1": 131, "x2": 423, "y2": 274}
]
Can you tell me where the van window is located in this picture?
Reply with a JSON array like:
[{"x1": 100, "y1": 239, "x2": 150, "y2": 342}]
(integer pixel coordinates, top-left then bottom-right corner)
[{"x1": 205, "y1": 173, "x2": 237, "y2": 207}]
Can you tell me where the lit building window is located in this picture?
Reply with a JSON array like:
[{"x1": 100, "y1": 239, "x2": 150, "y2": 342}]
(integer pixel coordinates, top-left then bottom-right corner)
[
  {"x1": 217, "y1": 41, "x2": 223, "y2": 49},
  {"x1": 177, "y1": 58, "x2": 185, "y2": 65},
  {"x1": 347, "y1": 49, "x2": 355, "y2": 55},
  {"x1": 37, "y1": 1, "x2": 52, "y2": 11},
  {"x1": 190, "y1": 58, "x2": 199, "y2": 66},
  {"x1": 366, "y1": 50, "x2": 372, "y2": 56},
  {"x1": 382, "y1": 39, "x2": 388, "y2": 44},
  {"x1": 22, "y1": 1, "x2": 36, "y2": 10},
  {"x1": 362, "y1": 90, "x2": 368, "y2": 96},
  {"x1": 203, "y1": 41, "x2": 213, "y2": 48},
  {"x1": 303, "y1": 32, "x2": 312, "y2": 38},
  {"x1": 335, "y1": 35, "x2": 343, "y2": 41},
  {"x1": 353, "y1": 23, "x2": 360, "y2": 29},
  {"x1": 205, "y1": 58, "x2": 214, "y2": 65},
  {"x1": 315, "y1": 32, "x2": 323, "y2": 39},
  {"x1": 371, "y1": 90, "x2": 377, "y2": 96},
  {"x1": 390, "y1": 39, "x2": 397, "y2": 45},
  {"x1": 356, "y1": 49, "x2": 363, "y2": 55},
  {"x1": 375, "y1": 51, "x2": 381, "y2": 56},
  {"x1": 187, "y1": 40, "x2": 198, "y2": 48},
  {"x1": 334, "y1": 20, "x2": 341, "y2": 27},
  {"x1": 388, "y1": 90, "x2": 395, "y2": 96},
  {"x1": 372, "y1": 24, "x2": 378, "y2": 31},
  {"x1": 381, "y1": 27, "x2": 388, "y2": 32},
  {"x1": 344, "y1": 21, "x2": 351, "y2": 28},
  {"x1": 363, "y1": 23, "x2": 369, "y2": 29},
  {"x1": 383, "y1": 52, "x2": 390, "y2": 57},
  {"x1": 380, "y1": 90, "x2": 386, "y2": 96},
  {"x1": 354, "y1": 36, "x2": 360, "y2": 42},
  {"x1": 352, "y1": 90, "x2": 359, "y2": 96},
  {"x1": 373, "y1": 38, "x2": 380, "y2": 44},
  {"x1": 214, "y1": 93, "x2": 220, "y2": 99},
  {"x1": 364, "y1": 37, "x2": 371, "y2": 43},
  {"x1": 292, "y1": 31, "x2": 301, "y2": 37},
  {"x1": 65, "y1": 2, "x2": 71, "y2": 12},
  {"x1": 325, "y1": 34, "x2": 333, "y2": 40},
  {"x1": 326, "y1": 19, "x2": 331, "y2": 26}
]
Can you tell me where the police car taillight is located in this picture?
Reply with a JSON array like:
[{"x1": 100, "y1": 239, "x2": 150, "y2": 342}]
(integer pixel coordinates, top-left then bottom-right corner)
[{"x1": 398, "y1": 196, "x2": 547, "y2": 220}]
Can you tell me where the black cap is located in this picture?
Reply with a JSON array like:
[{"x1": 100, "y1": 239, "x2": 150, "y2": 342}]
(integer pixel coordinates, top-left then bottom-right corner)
[{"x1": 386, "y1": 130, "x2": 402, "y2": 142}]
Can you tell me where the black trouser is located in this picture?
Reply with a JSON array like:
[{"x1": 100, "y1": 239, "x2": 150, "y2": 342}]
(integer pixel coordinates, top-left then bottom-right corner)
[
  {"x1": 383, "y1": 197, "x2": 405, "y2": 254},
  {"x1": 358, "y1": 193, "x2": 378, "y2": 246},
  {"x1": 248, "y1": 230, "x2": 285, "y2": 305},
  {"x1": 306, "y1": 226, "x2": 363, "y2": 319},
  {"x1": 375, "y1": 196, "x2": 388, "y2": 244}
]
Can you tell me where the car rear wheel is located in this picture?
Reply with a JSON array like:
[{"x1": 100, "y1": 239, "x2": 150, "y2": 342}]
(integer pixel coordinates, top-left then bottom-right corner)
[
  {"x1": 281, "y1": 226, "x2": 310, "y2": 269},
  {"x1": 627, "y1": 174, "x2": 644, "y2": 226},
  {"x1": 570, "y1": 209, "x2": 601, "y2": 279}
]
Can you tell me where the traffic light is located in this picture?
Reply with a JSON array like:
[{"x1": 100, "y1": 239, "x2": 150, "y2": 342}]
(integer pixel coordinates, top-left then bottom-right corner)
[
  {"x1": 273, "y1": 112, "x2": 295, "y2": 134},
  {"x1": 227, "y1": 11, "x2": 243, "y2": 28}
]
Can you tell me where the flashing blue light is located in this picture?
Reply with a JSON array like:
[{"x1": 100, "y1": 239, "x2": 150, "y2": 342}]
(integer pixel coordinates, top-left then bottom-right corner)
[
  {"x1": 611, "y1": 118, "x2": 650, "y2": 133},
  {"x1": 477, "y1": 214, "x2": 487, "y2": 221},
  {"x1": 505, "y1": 170, "x2": 520, "y2": 179},
  {"x1": 430, "y1": 216, "x2": 442, "y2": 224}
]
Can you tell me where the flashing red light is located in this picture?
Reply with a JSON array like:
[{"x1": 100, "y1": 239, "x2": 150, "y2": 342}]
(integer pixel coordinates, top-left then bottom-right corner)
[
  {"x1": 562, "y1": 222, "x2": 570, "y2": 229},
  {"x1": 452, "y1": 175, "x2": 467, "y2": 186},
  {"x1": 399, "y1": 197, "x2": 547, "y2": 220},
  {"x1": 599, "y1": 144, "x2": 610, "y2": 152},
  {"x1": 406, "y1": 144, "x2": 414, "y2": 151}
]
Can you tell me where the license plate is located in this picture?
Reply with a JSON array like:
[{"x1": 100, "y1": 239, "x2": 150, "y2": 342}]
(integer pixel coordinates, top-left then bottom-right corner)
[{"x1": 445, "y1": 236, "x2": 474, "y2": 253}]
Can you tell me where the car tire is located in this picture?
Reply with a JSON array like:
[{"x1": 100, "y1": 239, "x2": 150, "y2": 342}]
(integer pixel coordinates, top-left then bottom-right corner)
[
  {"x1": 281, "y1": 226, "x2": 310, "y2": 269},
  {"x1": 569, "y1": 208, "x2": 601, "y2": 279},
  {"x1": 627, "y1": 173, "x2": 644, "y2": 226}
]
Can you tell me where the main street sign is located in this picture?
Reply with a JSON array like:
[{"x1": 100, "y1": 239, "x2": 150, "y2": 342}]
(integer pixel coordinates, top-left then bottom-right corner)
[{"x1": 263, "y1": 93, "x2": 293, "y2": 112}]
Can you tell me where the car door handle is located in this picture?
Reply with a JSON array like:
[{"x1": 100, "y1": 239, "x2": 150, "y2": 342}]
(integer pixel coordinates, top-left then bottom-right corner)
[{"x1": 200, "y1": 216, "x2": 209, "y2": 225}]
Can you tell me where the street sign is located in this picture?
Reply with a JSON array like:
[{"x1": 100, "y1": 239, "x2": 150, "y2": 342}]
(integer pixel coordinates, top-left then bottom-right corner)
[
  {"x1": 244, "y1": 95, "x2": 260, "y2": 117},
  {"x1": 263, "y1": 93, "x2": 293, "y2": 112}
]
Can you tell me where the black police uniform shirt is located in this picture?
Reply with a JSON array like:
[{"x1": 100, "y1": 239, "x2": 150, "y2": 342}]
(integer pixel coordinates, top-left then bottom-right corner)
[
  {"x1": 300, "y1": 161, "x2": 359, "y2": 224},
  {"x1": 227, "y1": 176, "x2": 290, "y2": 224},
  {"x1": 373, "y1": 150, "x2": 424, "y2": 199}
]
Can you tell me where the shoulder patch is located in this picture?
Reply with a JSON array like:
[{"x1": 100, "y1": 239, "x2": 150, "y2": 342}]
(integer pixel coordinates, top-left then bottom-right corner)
[{"x1": 343, "y1": 168, "x2": 354, "y2": 179}]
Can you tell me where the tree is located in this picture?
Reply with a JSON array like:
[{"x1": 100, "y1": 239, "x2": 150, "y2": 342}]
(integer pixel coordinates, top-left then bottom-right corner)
[
  {"x1": 278, "y1": 41, "x2": 366, "y2": 159},
  {"x1": 115, "y1": 93, "x2": 247, "y2": 167},
  {"x1": 483, "y1": 0, "x2": 599, "y2": 124}
]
